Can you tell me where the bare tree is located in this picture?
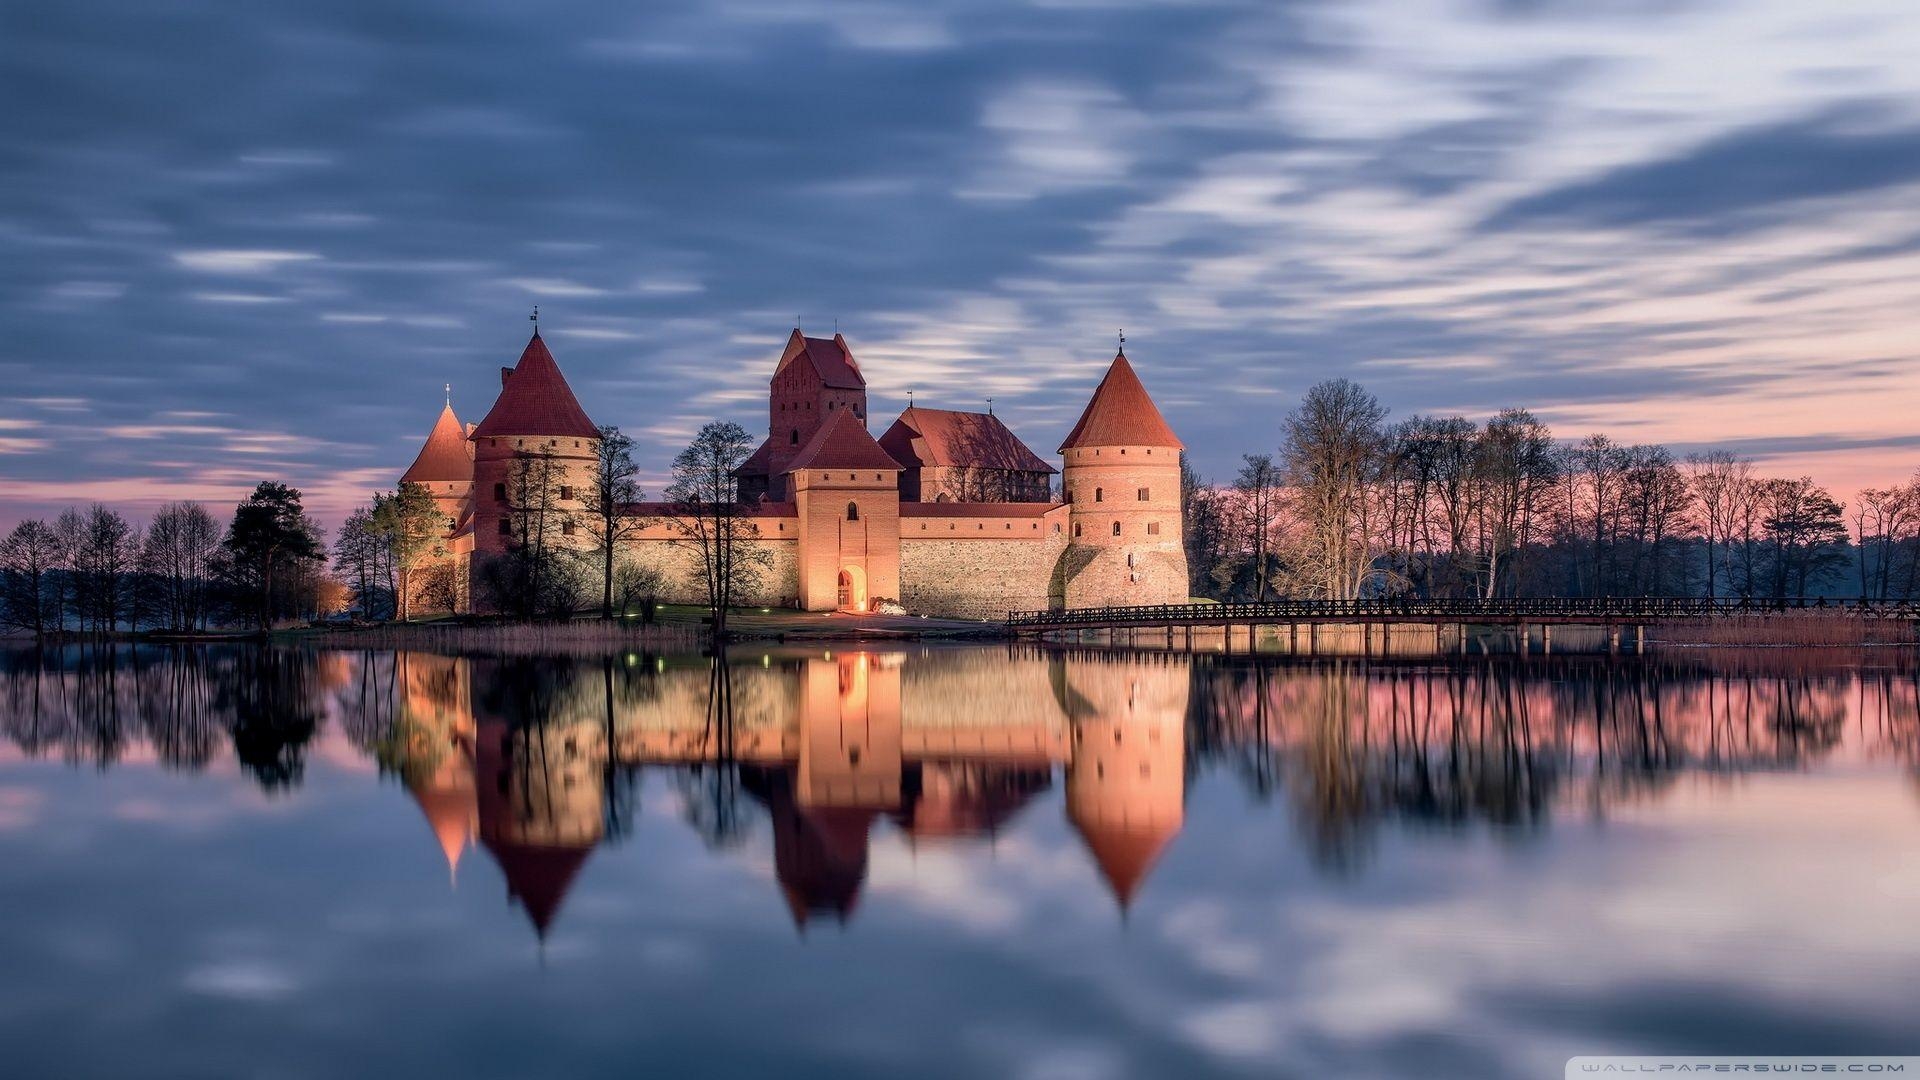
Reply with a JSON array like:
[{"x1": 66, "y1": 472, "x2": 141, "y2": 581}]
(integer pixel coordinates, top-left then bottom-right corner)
[
  {"x1": 0, "y1": 520, "x2": 64, "y2": 639},
  {"x1": 1685, "y1": 450, "x2": 1753, "y2": 601},
  {"x1": 140, "y1": 501, "x2": 219, "y2": 631},
  {"x1": 1280, "y1": 379, "x2": 1387, "y2": 599},
  {"x1": 582, "y1": 425, "x2": 647, "y2": 619},
  {"x1": 1232, "y1": 454, "x2": 1284, "y2": 600},
  {"x1": 665, "y1": 421, "x2": 772, "y2": 642}
]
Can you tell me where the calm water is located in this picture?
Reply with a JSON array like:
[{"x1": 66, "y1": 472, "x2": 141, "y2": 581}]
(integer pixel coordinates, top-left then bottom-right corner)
[{"x1": 2, "y1": 643, "x2": 1917, "y2": 1079}]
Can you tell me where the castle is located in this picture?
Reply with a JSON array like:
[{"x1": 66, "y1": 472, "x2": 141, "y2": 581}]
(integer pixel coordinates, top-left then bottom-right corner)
[
  {"x1": 392, "y1": 647, "x2": 1188, "y2": 936},
  {"x1": 400, "y1": 327, "x2": 1189, "y2": 618}
]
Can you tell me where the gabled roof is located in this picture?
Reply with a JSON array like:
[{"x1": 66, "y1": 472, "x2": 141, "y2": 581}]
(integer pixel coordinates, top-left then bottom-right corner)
[
  {"x1": 775, "y1": 329, "x2": 864, "y2": 390},
  {"x1": 470, "y1": 332, "x2": 600, "y2": 440},
  {"x1": 1058, "y1": 352, "x2": 1183, "y2": 452},
  {"x1": 786, "y1": 407, "x2": 902, "y2": 472},
  {"x1": 401, "y1": 403, "x2": 474, "y2": 483},
  {"x1": 878, "y1": 407, "x2": 1056, "y2": 474},
  {"x1": 734, "y1": 435, "x2": 780, "y2": 478}
]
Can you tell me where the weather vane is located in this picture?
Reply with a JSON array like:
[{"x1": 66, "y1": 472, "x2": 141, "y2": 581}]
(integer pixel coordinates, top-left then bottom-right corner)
[
  {"x1": 987, "y1": 396, "x2": 994, "y2": 415},
  {"x1": 1118, "y1": 328, "x2": 1126, "y2": 353},
  {"x1": 444, "y1": 382, "x2": 451, "y2": 406},
  {"x1": 530, "y1": 305, "x2": 539, "y2": 328},
  {"x1": 907, "y1": 389, "x2": 914, "y2": 408}
]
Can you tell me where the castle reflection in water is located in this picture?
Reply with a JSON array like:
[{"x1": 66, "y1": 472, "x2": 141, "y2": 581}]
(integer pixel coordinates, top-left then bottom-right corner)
[{"x1": 4, "y1": 645, "x2": 1919, "y2": 940}]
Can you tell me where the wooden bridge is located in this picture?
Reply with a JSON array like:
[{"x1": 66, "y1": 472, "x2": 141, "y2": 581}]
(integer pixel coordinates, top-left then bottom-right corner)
[{"x1": 1006, "y1": 597, "x2": 1920, "y2": 654}]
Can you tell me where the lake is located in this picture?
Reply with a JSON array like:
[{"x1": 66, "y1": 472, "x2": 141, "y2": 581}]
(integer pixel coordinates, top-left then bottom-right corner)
[{"x1": 1, "y1": 643, "x2": 1917, "y2": 1079}]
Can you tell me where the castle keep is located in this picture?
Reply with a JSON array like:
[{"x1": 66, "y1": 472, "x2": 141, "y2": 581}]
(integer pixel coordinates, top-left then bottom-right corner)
[{"x1": 402, "y1": 328, "x2": 1189, "y2": 619}]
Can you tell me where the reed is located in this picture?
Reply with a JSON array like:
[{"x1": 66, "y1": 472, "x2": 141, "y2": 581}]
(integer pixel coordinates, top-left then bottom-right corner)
[
  {"x1": 299, "y1": 620, "x2": 705, "y2": 656},
  {"x1": 1649, "y1": 613, "x2": 1917, "y2": 647}
]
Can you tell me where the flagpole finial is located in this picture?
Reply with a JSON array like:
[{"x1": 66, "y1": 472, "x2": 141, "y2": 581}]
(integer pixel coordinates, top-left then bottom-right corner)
[
  {"x1": 906, "y1": 389, "x2": 914, "y2": 408},
  {"x1": 444, "y1": 382, "x2": 451, "y2": 407},
  {"x1": 1117, "y1": 328, "x2": 1125, "y2": 355},
  {"x1": 987, "y1": 396, "x2": 994, "y2": 415},
  {"x1": 530, "y1": 305, "x2": 540, "y2": 330}
]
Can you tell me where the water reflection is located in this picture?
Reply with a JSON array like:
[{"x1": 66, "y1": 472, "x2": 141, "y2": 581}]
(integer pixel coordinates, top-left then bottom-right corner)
[{"x1": 3, "y1": 645, "x2": 1918, "y2": 940}]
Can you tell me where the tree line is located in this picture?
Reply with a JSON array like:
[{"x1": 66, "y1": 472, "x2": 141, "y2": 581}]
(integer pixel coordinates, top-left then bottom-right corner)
[
  {"x1": 0, "y1": 482, "x2": 332, "y2": 639},
  {"x1": 1182, "y1": 378, "x2": 1875, "y2": 603}
]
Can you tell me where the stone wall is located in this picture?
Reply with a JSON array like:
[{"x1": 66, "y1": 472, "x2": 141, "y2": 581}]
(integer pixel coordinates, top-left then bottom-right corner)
[
  {"x1": 899, "y1": 531, "x2": 1069, "y2": 619},
  {"x1": 618, "y1": 533, "x2": 799, "y2": 608}
]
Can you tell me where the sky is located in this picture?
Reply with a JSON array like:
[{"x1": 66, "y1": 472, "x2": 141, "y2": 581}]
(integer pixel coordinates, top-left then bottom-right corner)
[{"x1": 4, "y1": 0, "x2": 1920, "y2": 532}]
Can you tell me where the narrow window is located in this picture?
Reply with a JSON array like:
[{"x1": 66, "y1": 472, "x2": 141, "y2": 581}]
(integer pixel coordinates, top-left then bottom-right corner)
[
  {"x1": 1073, "y1": 523, "x2": 1082, "y2": 537},
  {"x1": 1137, "y1": 487, "x2": 1149, "y2": 501},
  {"x1": 562, "y1": 519, "x2": 576, "y2": 536},
  {"x1": 1147, "y1": 521, "x2": 1161, "y2": 536},
  {"x1": 847, "y1": 501, "x2": 859, "y2": 521},
  {"x1": 497, "y1": 519, "x2": 510, "y2": 535},
  {"x1": 493, "y1": 483, "x2": 506, "y2": 502},
  {"x1": 1112, "y1": 521, "x2": 1121, "y2": 536},
  {"x1": 790, "y1": 429, "x2": 799, "y2": 446},
  {"x1": 1094, "y1": 487, "x2": 1104, "y2": 502},
  {"x1": 559, "y1": 485, "x2": 574, "y2": 501}
]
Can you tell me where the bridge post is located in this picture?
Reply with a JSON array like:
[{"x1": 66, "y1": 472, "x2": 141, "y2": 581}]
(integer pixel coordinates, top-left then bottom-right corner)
[
  {"x1": 1542, "y1": 624, "x2": 1552, "y2": 655},
  {"x1": 1165, "y1": 625, "x2": 1174, "y2": 649},
  {"x1": 1518, "y1": 622, "x2": 1529, "y2": 656},
  {"x1": 1607, "y1": 626, "x2": 1620, "y2": 655},
  {"x1": 1308, "y1": 622, "x2": 1318, "y2": 656},
  {"x1": 1184, "y1": 624, "x2": 1193, "y2": 651},
  {"x1": 1635, "y1": 624, "x2": 1645, "y2": 654},
  {"x1": 1223, "y1": 623, "x2": 1232, "y2": 655}
]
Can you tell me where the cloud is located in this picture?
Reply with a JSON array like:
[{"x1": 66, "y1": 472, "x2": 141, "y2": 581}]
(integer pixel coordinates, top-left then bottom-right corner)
[{"x1": 172, "y1": 250, "x2": 322, "y2": 273}]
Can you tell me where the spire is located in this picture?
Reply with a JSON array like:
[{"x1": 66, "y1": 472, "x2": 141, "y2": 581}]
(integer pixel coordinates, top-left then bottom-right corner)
[{"x1": 1058, "y1": 350, "x2": 1183, "y2": 452}]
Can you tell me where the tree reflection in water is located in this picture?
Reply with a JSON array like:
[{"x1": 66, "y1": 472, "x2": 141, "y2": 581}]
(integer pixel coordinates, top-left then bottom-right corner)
[{"x1": 2, "y1": 644, "x2": 1917, "y2": 937}]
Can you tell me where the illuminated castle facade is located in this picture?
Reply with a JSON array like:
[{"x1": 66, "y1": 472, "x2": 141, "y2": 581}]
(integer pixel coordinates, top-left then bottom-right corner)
[{"x1": 400, "y1": 328, "x2": 1189, "y2": 618}]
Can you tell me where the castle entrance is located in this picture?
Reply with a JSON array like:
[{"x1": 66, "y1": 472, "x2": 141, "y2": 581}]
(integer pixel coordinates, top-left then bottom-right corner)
[{"x1": 837, "y1": 565, "x2": 868, "y2": 612}]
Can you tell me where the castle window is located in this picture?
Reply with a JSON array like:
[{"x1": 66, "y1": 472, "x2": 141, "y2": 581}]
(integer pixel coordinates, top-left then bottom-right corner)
[
  {"x1": 497, "y1": 519, "x2": 510, "y2": 535},
  {"x1": 560, "y1": 485, "x2": 574, "y2": 501},
  {"x1": 1147, "y1": 521, "x2": 1161, "y2": 536},
  {"x1": 1120, "y1": 448, "x2": 1126, "y2": 455},
  {"x1": 494, "y1": 483, "x2": 506, "y2": 502},
  {"x1": 790, "y1": 430, "x2": 799, "y2": 446},
  {"x1": 1073, "y1": 523, "x2": 1082, "y2": 537},
  {"x1": 1137, "y1": 487, "x2": 1149, "y2": 501},
  {"x1": 1127, "y1": 553, "x2": 1135, "y2": 568},
  {"x1": 1112, "y1": 521, "x2": 1121, "y2": 536},
  {"x1": 846, "y1": 502, "x2": 859, "y2": 522},
  {"x1": 562, "y1": 519, "x2": 576, "y2": 536},
  {"x1": 1094, "y1": 487, "x2": 1103, "y2": 502},
  {"x1": 1053, "y1": 523, "x2": 1061, "y2": 534}
]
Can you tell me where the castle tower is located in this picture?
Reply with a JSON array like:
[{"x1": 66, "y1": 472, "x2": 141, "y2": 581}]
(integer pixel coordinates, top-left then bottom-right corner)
[
  {"x1": 787, "y1": 407, "x2": 903, "y2": 612},
  {"x1": 737, "y1": 329, "x2": 869, "y2": 502},
  {"x1": 1057, "y1": 347, "x2": 1189, "y2": 608},
  {"x1": 400, "y1": 397, "x2": 475, "y2": 533},
  {"x1": 467, "y1": 331, "x2": 601, "y2": 602},
  {"x1": 1062, "y1": 656, "x2": 1189, "y2": 912}
]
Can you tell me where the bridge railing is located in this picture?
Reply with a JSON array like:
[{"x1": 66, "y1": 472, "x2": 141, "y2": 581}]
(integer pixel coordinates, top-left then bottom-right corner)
[{"x1": 1006, "y1": 597, "x2": 1920, "y2": 627}]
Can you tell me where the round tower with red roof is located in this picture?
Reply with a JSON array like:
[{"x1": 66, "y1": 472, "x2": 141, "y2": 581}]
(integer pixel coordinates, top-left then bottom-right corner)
[
  {"x1": 467, "y1": 330, "x2": 601, "y2": 598},
  {"x1": 1057, "y1": 346, "x2": 1189, "y2": 608}
]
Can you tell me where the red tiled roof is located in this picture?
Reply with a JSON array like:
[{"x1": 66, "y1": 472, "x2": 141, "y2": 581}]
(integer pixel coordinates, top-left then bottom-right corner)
[
  {"x1": 470, "y1": 332, "x2": 600, "y2": 440},
  {"x1": 776, "y1": 329, "x2": 864, "y2": 390},
  {"x1": 786, "y1": 407, "x2": 902, "y2": 472},
  {"x1": 878, "y1": 407, "x2": 1056, "y2": 474},
  {"x1": 900, "y1": 502, "x2": 1060, "y2": 518},
  {"x1": 480, "y1": 839, "x2": 594, "y2": 938},
  {"x1": 401, "y1": 403, "x2": 473, "y2": 484},
  {"x1": 734, "y1": 436, "x2": 780, "y2": 477},
  {"x1": 1058, "y1": 352, "x2": 1183, "y2": 451},
  {"x1": 1069, "y1": 813, "x2": 1179, "y2": 910}
]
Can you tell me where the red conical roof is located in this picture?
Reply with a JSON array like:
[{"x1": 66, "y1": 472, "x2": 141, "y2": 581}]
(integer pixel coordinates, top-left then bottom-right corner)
[
  {"x1": 786, "y1": 406, "x2": 902, "y2": 473},
  {"x1": 470, "y1": 332, "x2": 600, "y2": 440},
  {"x1": 482, "y1": 839, "x2": 595, "y2": 938},
  {"x1": 401, "y1": 403, "x2": 473, "y2": 483},
  {"x1": 1058, "y1": 352, "x2": 1182, "y2": 451},
  {"x1": 1068, "y1": 812, "x2": 1180, "y2": 910}
]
